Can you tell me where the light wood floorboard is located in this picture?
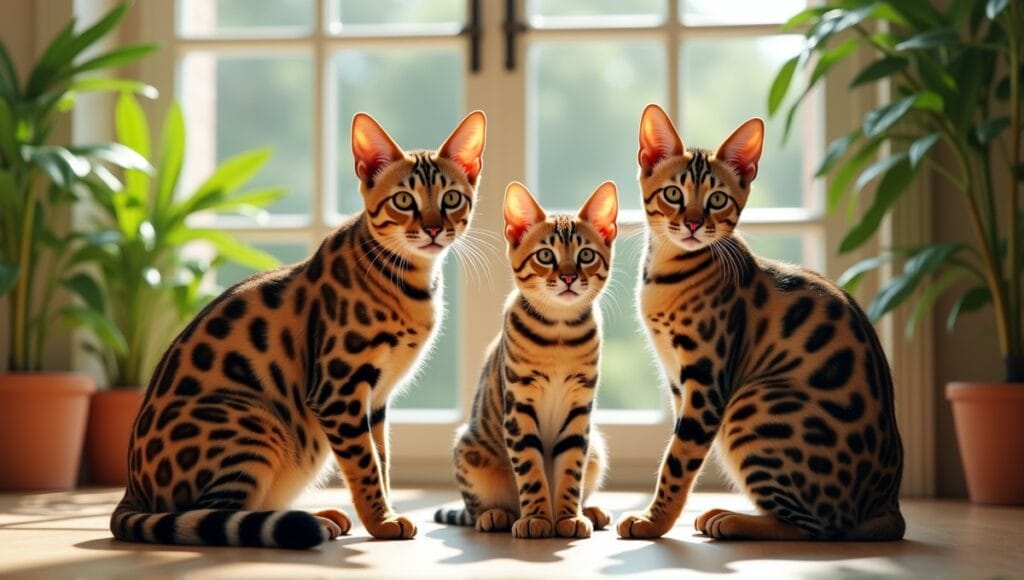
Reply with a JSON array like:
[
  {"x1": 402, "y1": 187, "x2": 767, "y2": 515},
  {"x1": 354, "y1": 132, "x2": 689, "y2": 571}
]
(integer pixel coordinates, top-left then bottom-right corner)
[{"x1": 0, "y1": 487, "x2": 1021, "y2": 578}]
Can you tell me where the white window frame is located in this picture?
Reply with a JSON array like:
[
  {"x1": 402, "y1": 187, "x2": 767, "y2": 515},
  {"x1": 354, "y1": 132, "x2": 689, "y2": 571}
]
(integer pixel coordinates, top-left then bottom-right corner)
[{"x1": 124, "y1": 0, "x2": 933, "y2": 493}]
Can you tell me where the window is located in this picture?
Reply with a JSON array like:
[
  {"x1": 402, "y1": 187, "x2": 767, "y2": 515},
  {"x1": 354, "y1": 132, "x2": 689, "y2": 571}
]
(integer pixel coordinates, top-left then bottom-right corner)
[{"x1": 137, "y1": 0, "x2": 822, "y2": 486}]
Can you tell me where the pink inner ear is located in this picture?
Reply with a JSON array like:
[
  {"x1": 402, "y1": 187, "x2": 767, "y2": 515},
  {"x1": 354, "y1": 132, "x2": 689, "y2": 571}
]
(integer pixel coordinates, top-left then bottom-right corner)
[
  {"x1": 639, "y1": 111, "x2": 683, "y2": 175},
  {"x1": 717, "y1": 120, "x2": 764, "y2": 187}
]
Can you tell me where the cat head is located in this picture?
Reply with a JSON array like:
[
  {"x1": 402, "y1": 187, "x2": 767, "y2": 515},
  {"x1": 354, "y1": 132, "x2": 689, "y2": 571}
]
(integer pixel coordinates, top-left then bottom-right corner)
[
  {"x1": 351, "y1": 111, "x2": 486, "y2": 260},
  {"x1": 637, "y1": 103, "x2": 763, "y2": 252},
  {"x1": 503, "y1": 181, "x2": 618, "y2": 309}
]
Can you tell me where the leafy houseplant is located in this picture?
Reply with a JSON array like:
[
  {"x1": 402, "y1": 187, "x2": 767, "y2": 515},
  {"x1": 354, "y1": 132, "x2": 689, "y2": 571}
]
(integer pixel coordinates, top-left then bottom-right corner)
[
  {"x1": 770, "y1": 0, "x2": 1023, "y2": 503},
  {"x1": 0, "y1": 3, "x2": 156, "y2": 490},
  {"x1": 79, "y1": 92, "x2": 282, "y2": 484}
]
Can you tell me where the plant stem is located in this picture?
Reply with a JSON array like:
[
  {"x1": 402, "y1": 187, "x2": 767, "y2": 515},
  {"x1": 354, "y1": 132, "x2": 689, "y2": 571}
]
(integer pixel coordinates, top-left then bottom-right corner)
[
  {"x1": 1006, "y1": 5, "x2": 1022, "y2": 362},
  {"x1": 11, "y1": 174, "x2": 38, "y2": 371}
]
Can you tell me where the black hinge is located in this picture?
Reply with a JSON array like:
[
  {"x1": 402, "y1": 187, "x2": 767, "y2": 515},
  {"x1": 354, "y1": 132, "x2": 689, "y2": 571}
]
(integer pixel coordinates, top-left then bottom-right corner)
[{"x1": 504, "y1": 0, "x2": 528, "y2": 71}]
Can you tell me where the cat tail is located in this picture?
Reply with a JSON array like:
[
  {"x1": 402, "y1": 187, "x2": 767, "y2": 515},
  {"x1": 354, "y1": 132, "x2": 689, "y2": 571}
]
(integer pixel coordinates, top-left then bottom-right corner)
[
  {"x1": 433, "y1": 506, "x2": 474, "y2": 527},
  {"x1": 110, "y1": 498, "x2": 328, "y2": 549}
]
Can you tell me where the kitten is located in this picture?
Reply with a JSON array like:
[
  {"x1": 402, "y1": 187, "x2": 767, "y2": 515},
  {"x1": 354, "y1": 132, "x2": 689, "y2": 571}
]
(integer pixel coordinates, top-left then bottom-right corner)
[
  {"x1": 110, "y1": 111, "x2": 486, "y2": 548},
  {"x1": 435, "y1": 181, "x2": 618, "y2": 538},
  {"x1": 617, "y1": 104, "x2": 904, "y2": 541}
]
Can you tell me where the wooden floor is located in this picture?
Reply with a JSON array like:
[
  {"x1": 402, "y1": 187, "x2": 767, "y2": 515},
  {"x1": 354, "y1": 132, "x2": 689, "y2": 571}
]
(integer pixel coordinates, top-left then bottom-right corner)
[{"x1": 0, "y1": 487, "x2": 1021, "y2": 578}]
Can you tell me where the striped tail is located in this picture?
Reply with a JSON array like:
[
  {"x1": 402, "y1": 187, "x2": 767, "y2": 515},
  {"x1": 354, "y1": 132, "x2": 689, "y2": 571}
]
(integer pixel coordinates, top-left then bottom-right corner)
[
  {"x1": 433, "y1": 506, "x2": 475, "y2": 527},
  {"x1": 110, "y1": 500, "x2": 328, "y2": 549}
]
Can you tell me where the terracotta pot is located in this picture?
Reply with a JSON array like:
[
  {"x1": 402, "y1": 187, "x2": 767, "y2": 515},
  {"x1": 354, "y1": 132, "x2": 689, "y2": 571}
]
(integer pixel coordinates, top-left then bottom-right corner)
[
  {"x1": 0, "y1": 373, "x2": 95, "y2": 491},
  {"x1": 85, "y1": 389, "x2": 144, "y2": 486},
  {"x1": 946, "y1": 382, "x2": 1024, "y2": 505}
]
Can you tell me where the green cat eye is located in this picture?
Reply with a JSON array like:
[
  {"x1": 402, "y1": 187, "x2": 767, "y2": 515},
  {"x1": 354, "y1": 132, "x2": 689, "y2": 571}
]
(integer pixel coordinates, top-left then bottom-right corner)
[
  {"x1": 442, "y1": 190, "x2": 462, "y2": 209},
  {"x1": 392, "y1": 192, "x2": 416, "y2": 211},
  {"x1": 663, "y1": 186, "x2": 683, "y2": 203},
  {"x1": 707, "y1": 191, "x2": 729, "y2": 210},
  {"x1": 536, "y1": 248, "x2": 555, "y2": 265},
  {"x1": 578, "y1": 248, "x2": 596, "y2": 264}
]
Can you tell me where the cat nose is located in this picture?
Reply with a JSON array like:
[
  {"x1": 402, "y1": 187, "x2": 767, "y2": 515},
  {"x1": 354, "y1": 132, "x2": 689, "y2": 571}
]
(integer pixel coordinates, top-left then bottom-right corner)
[
  {"x1": 561, "y1": 273, "x2": 577, "y2": 286},
  {"x1": 684, "y1": 219, "x2": 703, "y2": 233},
  {"x1": 424, "y1": 225, "x2": 442, "y2": 238}
]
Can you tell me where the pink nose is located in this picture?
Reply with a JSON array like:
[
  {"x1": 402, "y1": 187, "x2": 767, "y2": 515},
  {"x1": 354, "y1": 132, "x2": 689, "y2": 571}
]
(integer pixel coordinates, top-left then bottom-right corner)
[
  {"x1": 425, "y1": 226, "x2": 441, "y2": 238},
  {"x1": 685, "y1": 220, "x2": 703, "y2": 233},
  {"x1": 561, "y1": 273, "x2": 577, "y2": 286}
]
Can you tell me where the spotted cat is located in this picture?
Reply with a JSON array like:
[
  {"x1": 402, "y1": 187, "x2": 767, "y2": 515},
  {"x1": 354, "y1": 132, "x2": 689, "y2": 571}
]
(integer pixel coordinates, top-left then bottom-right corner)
[
  {"x1": 434, "y1": 181, "x2": 618, "y2": 539},
  {"x1": 110, "y1": 111, "x2": 486, "y2": 549},
  {"x1": 616, "y1": 104, "x2": 904, "y2": 541}
]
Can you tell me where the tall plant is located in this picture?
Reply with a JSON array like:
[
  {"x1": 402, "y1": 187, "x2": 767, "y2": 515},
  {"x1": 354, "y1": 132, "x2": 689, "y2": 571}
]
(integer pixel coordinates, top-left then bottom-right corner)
[
  {"x1": 0, "y1": 3, "x2": 156, "y2": 371},
  {"x1": 770, "y1": 0, "x2": 1024, "y2": 381},
  {"x1": 73, "y1": 93, "x2": 283, "y2": 387}
]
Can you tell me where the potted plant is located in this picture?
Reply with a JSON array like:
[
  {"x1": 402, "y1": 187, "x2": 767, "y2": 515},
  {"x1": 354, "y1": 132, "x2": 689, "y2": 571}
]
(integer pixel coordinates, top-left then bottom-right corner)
[
  {"x1": 77, "y1": 92, "x2": 283, "y2": 485},
  {"x1": 0, "y1": 3, "x2": 157, "y2": 490},
  {"x1": 770, "y1": 0, "x2": 1023, "y2": 504}
]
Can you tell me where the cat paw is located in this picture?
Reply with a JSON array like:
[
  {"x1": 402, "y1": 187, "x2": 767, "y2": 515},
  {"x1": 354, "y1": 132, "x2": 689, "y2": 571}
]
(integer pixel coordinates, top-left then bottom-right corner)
[
  {"x1": 695, "y1": 508, "x2": 733, "y2": 535},
  {"x1": 616, "y1": 511, "x2": 670, "y2": 539},
  {"x1": 555, "y1": 515, "x2": 593, "y2": 538},
  {"x1": 511, "y1": 516, "x2": 554, "y2": 539},
  {"x1": 314, "y1": 509, "x2": 352, "y2": 537},
  {"x1": 583, "y1": 506, "x2": 612, "y2": 530},
  {"x1": 476, "y1": 508, "x2": 514, "y2": 532},
  {"x1": 366, "y1": 514, "x2": 417, "y2": 540}
]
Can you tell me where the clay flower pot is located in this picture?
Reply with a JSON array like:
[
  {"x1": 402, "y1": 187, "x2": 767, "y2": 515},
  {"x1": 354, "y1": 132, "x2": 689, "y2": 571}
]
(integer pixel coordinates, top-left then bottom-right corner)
[
  {"x1": 946, "y1": 382, "x2": 1024, "y2": 505},
  {"x1": 0, "y1": 373, "x2": 95, "y2": 491},
  {"x1": 85, "y1": 389, "x2": 144, "y2": 486}
]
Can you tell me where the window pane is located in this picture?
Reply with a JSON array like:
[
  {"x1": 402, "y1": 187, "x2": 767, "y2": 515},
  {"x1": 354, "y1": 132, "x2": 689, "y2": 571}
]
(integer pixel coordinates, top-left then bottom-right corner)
[
  {"x1": 329, "y1": 0, "x2": 464, "y2": 32},
  {"x1": 332, "y1": 48, "x2": 463, "y2": 216},
  {"x1": 681, "y1": 0, "x2": 806, "y2": 26},
  {"x1": 178, "y1": 0, "x2": 313, "y2": 37},
  {"x1": 215, "y1": 242, "x2": 311, "y2": 285},
  {"x1": 741, "y1": 231, "x2": 819, "y2": 269},
  {"x1": 598, "y1": 233, "x2": 663, "y2": 411},
  {"x1": 180, "y1": 53, "x2": 313, "y2": 217},
  {"x1": 393, "y1": 258, "x2": 459, "y2": 410},
  {"x1": 680, "y1": 36, "x2": 817, "y2": 210},
  {"x1": 528, "y1": 0, "x2": 665, "y2": 26},
  {"x1": 530, "y1": 41, "x2": 665, "y2": 212}
]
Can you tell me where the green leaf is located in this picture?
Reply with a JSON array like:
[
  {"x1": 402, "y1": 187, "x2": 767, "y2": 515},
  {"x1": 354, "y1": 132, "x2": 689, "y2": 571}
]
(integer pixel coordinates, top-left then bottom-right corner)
[
  {"x1": 61, "y1": 272, "x2": 105, "y2": 313},
  {"x1": 856, "y1": 151, "x2": 909, "y2": 191},
  {"x1": 817, "y1": 131, "x2": 861, "y2": 177},
  {"x1": 986, "y1": 0, "x2": 1009, "y2": 19},
  {"x1": 837, "y1": 254, "x2": 897, "y2": 292},
  {"x1": 768, "y1": 55, "x2": 799, "y2": 116},
  {"x1": 887, "y1": 0, "x2": 943, "y2": 28},
  {"x1": 946, "y1": 286, "x2": 992, "y2": 331},
  {"x1": 115, "y1": 92, "x2": 151, "y2": 201},
  {"x1": 895, "y1": 28, "x2": 960, "y2": 51},
  {"x1": 863, "y1": 95, "x2": 917, "y2": 137},
  {"x1": 0, "y1": 262, "x2": 19, "y2": 295},
  {"x1": 840, "y1": 158, "x2": 917, "y2": 253},
  {"x1": 0, "y1": 43, "x2": 19, "y2": 98},
  {"x1": 198, "y1": 187, "x2": 285, "y2": 214},
  {"x1": 827, "y1": 137, "x2": 883, "y2": 211},
  {"x1": 0, "y1": 98, "x2": 15, "y2": 161},
  {"x1": 61, "y1": 304, "x2": 128, "y2": 355},
  {"x1": 69, "y1": 143, "x2": 151, "y2": 172},
  {"x1": 905, "y1": 268, "x2": 965, "y2": 337},
  {"x1": 974, "y1": 117, "x2": 1010, "y2": 145},
  {"x1": 867, "y1": 243, "x2": 968, "y2": 320},
  {"x1": 912, "y1": 90, "x2": 944, "y2": 113},
  {"x1": 174, "y1": 229, "x2": 280, "y2": 270},
  {"x1": 62, "y1": 4, "x2": 131, "y2": 68},
  {"x1": 782, "y1": 6, "x2": 829, "y2": 30},
  {"x1": 850, "y1": 56, "x2": 909, "y2": 88},
  {"x1": 173, "y1": 149, "x2": 272, "y2": 223},
  {"x1": 155, "y1": 103, "x2": 185, "y2": 216},
  {"x1": 909, "y1": 133, "x2": 941, "y2": 167},
  {"x1": 70, "y1": 43, "x2": 157, "y2": 76},
  {"x1": 66, "y1": 77, "x2": 158, "y2": 99}
]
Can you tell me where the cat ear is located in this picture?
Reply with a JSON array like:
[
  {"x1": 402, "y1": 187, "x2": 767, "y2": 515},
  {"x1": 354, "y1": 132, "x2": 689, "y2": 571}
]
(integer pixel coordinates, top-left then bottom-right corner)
[
  {"x1": 715, "y1": 117, "x2": 764, "y2": 188},
  {"x1": 639, "y1": 103, "x2": 684, "y2": 177},
  {"x1": 439, "y1": 110, "x2": 486, "y2": 186},
  {"x1": 351, "y1": 113, "x2": 405, "y2": 188},
  {"x1": 578, "y1": 181, "x2": 618, "y2": 243},
  {"x1": 504, "y1": 181, "x2": 546, "y2": 245}
]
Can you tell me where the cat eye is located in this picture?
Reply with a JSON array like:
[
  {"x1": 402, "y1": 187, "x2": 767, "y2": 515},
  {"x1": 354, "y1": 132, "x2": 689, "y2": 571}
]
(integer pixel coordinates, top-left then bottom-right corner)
[
  {"x1": 707, "y1": 191, "x2": 729, "y2": 210},
  {"x1": 578, "y1": 248, "x2": 596, "y2": 264},
  {"x1": 392, "y1": 192, "x2": 416, "y2": 211},
  {"x1": 442, "y1": 190, "x2": 462, "y2": 209},
  {"x1": 662, "y1": 186, "x2": 683, "y2": 203},
  {"x1": 535, "y1": 248, "x2": 556, "y2": 265}
]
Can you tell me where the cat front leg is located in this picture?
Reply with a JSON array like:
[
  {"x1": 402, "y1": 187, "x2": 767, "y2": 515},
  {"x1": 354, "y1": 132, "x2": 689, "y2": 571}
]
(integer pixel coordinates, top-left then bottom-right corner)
[
  {"x1": 551, "y1": 405, "x2": 596, "y2": 538},
  {"x1": 617, "y1": 383, "x2": 722, "y2": 539},
  {"x1": 369, "y1": 404, "x2": 390, "y2": 498},
  {"x1": 312, "y1": 369, "x2": 416, "y2": 540},
  {"x1": 503, "y1": 390, "x2": 555, "y2": 539}
]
